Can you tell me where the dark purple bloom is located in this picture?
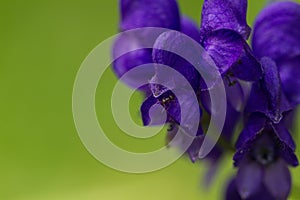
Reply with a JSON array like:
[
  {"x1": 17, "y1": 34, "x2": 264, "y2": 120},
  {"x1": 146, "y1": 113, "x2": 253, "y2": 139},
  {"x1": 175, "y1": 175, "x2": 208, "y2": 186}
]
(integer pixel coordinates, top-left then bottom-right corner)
[
  {"x1": 246, "y1": 57, "x2": 292, "y2": 123},
  {"x1": 231, "y1": 113, "x2": 298, "y2": 199},
  {"x1": 140, "y1": 28, "x2": 241, "y2": 185},
  {"x1": 151, "y1": 31, "x2": 203, "y2": 90},
  {"x1": 112, "y1": 0, "x2": 180, "y2": 87},
  {"x1": 234, "y1": 114, "x2": 298, "y2": 167},
  {"x1": 226, "y1": 178, "x2": 275, "y2": 200},
  {"x1": 200, "y1": 0, "x2": 262, "y2": 80},
  {"x1": 120, "y1": 0, "x2": 180, "y2": 31},
  {"x1": 113, "y1": 0, "x2": 201, "y2": 86},
  {"x1": 114, "y1": 1, "x2": 205, "y2": 149},
  {"x1": 231, "y1": 56, "x2": 298, "y2": 199},
  {"x1": 141, "y1": 87, "x2": 201, "y2": 127},
  {"x1": 112, "y1": 34, "x2": 154, "y2": 89},
  {"x1": 200, "y1": 0, "x2": 251, "y2": 40},
  {"x1": 180, "y1": 16, "x2": 201, "y2": 43},
  {"x1": 252, "y1": 1, "x2": 300, "y2": 104},
  {"x1": 140, "y1": 30, "x2": 203, "y2": 130},
  {"x1": 111, "y1": 1, "x2": 300, "y2": 199},
  {"x1": 232, "y1": 56, "x2": 298, "y2": 199},
  {"x1": 202, "y1": 29, "x2": 246, "y2": 74}
]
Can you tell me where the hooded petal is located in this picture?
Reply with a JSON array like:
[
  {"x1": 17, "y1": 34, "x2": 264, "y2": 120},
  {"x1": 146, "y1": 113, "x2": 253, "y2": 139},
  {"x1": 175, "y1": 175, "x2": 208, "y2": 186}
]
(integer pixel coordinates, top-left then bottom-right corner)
[
  {"x1": 252, "y1": 1, "x2": 300, "y2": 62},
  {"x1": 264, "y1": 159, "x2": 292, "y2": 200},
  {"x1": 236, "y1": 160, "x2": 263, "y2": 199},
  {"x1": 152, "y1": 31, "x2": 220, "y2": 91},
  {"x1": 235, "y1": 113, "x2": 266, "y2": 150},
  {"x1": 260, "y1": 57, "x2": 285, "y2": 122},
  {"x1": 272, "y1": 122, "x2": 296, "y2": 151},
  {"x1": 202, "y1": 29, "x2": 262, "y2": 81},
  {"x1": 112, "y1": 34, "x2": 154, "y2": 88},
  {"x1": 120, "y1": 0, "x2": 180, "y2": 31},
  {"x1": 202, "y1": 29, "x2": 244, "y2": 74},
  {"x1": 233, "y1": 113, "x2": 267, "y2": 166},
  {"x1": 152, "y1": 31, "x2": 202, "y2": 90},
  {"x1": 180, "y1": 16, "x2": 200, "y2": 43},
  {"x1": 230, "y1": 45, "x2": 263, "y2": 82},
  {"x1": 246, "y1": 57, "x2": 292, "y2": 123},
  {"x1": 278, "y1": 143, "x2": 299, "y2": 167},
  {"x1": 200, "y1": 0, "x2": 251, "y2": 40},
  {"x1": 278, "y1": 56, "x2": 300, "y2": 105},
  {"x1": 272, "y1": 123, "x2": 299, "y2": 166}
]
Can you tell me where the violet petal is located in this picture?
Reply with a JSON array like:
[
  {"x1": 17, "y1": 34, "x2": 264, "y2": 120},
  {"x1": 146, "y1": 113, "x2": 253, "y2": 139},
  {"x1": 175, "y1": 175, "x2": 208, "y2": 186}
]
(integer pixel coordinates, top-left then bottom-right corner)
[
  {"x1": 264, "y1": 160, "x2": 292, "y2": 200},
  {"x1": 200, "y1": 0, "x2": 251, "y2": 40},
  {"x1": 246, "y1": 57, "x2": 292, "y2": 123},
  {"x1": 180, "y1": 16, "x2": 200, "y2": 43},
  {"x1": 279, "y1": 56, "x2": 300, "y2": 105},
  {"x1": 252, "y1": 1, "x2": 300, "y2": 62},
  {"x1": 235, "y1": 113, "x2": 266, "y2": 149},
  {"x1": 225, "y1": 179, "x2": 242, "y2": 200},
  {"x1": 202, "y1": 29, "x2": 244, "y2": 74},
  {"x1": 236, "y1": 160, "x2": 263, "y2": 199},
  {"x1": 112, "y1": 34, "x2": 154, "y2": 87},
  {"x1": 152, "y1": 31, "x2": 202, "y2": 90},
  {"x1": 120, "y1": 0, "x2": 180, "y2": 31}
]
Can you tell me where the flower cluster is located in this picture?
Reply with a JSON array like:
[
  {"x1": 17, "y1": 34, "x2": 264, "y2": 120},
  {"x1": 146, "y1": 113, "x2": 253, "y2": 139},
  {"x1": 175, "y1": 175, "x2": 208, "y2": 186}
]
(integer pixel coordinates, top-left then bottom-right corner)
[{"x1": 112, "y1": 0, "x2": 300, "y2": 199}]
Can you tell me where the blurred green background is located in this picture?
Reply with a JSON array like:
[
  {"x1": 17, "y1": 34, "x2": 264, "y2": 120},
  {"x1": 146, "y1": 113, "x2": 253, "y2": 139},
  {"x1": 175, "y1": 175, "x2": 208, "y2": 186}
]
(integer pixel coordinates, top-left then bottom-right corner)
[{"x1": 1, "y1": 0, "x2": 300, "y2": 199}]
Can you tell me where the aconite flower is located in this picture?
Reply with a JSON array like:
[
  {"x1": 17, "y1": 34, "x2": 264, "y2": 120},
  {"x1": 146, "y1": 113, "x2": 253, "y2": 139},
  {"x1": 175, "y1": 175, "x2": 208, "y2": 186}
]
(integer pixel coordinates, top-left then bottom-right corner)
[{"x1": 111, "y1": 0, "x2": 300, "y2": 199}]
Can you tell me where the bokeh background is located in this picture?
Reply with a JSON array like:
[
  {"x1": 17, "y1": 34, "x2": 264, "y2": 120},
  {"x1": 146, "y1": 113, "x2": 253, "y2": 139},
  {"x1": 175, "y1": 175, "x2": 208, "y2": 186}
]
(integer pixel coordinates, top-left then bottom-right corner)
[{"x1": 1, "y1": 0, "x2": 300, "y2": 199}]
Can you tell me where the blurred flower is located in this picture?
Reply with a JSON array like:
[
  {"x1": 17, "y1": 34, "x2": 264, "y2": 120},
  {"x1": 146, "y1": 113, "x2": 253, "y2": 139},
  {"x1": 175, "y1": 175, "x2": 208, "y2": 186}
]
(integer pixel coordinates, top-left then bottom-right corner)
[{"x1": 252, "y1": 1, "x2": 300, "y2": 105}]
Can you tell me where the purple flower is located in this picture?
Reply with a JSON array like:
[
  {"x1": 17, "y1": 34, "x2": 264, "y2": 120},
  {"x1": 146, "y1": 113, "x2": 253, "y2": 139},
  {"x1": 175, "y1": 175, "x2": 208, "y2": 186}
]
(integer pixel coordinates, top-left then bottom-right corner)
[
  {"x1": 112, "y1": 0, "x2": 200, "y2": 87},
  {"x1": 120, "y1": 0, "x2": 180, "y2": 31},
  {"x1": 111, "y1": 1, "x2": 300, "y2": 199},
  {"x1": 226, "y1": 178, "x2": 275, "y2": 200},
  {"x1": 140, "y1": 30, "x2": 203, "y2": 130},
  {"x1": 234, "y1": 114, "x2": 298, "y2": 167},
  {"x1": 230, "y1": 56, "x2": 298, "y2": 200},
  {"x1": 226, "y1": 2, "x2": 300, "y2": 197},
  {"x1": 114, "y1": 0, "x2": 205, "y2": 146},
  {"x1": 200, "y1": 0, "x2": 251, "y2": 40},
  {"x1": 246, "y1": 57, "x2": 292, "y2": 123},
  {"x1": 252, "y1": 1, "x2": 300, "y2": 105},
  {"x1": 229, "y1": 113, "x2": 298, "y2": 199},
  {"x1": 200, "y1": 0, "x2": 262, "y2": 80}
]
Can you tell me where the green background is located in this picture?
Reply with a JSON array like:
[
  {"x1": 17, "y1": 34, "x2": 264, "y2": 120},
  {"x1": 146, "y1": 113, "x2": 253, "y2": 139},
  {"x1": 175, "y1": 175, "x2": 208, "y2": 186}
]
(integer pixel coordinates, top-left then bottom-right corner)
[{"x1": 1, "y1": 0, "x2": 300, "y2": 199}]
